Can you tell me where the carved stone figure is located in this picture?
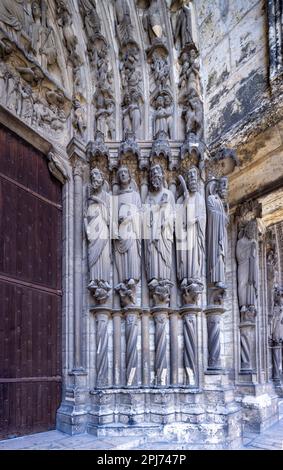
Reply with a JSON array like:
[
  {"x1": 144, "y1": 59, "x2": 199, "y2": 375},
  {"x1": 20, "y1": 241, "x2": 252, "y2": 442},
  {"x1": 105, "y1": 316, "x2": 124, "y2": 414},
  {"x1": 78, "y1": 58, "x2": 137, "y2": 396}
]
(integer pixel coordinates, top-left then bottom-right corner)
[
  {"x1": 236, "y1": 221, "x2": 258, "y2": 315},
  {"x1": 55, "y1": 0, "x2": 78, "y2": 55},
  {"x1": 0, "y1": 62, "x2": 7, "y2": 101},
  {"x1": 122, "y1": 91, "x2": 142, "y2": 137},
  {"x1": 79, "y1": 0, "x2": 101, "y2": 42},
  {"x1": 271, "y1": 285, "x2": 283, "y2": 345},
  {"x1": 0, "y1": 0, "x2": 31, "y2": 49},
  {"x1": 20, "y1": 83, "x2": 33, "y2": 124},
  {"x1": 174, "y1": 1, "x2": 193, "y2": 49},
  {"x1": 114, "y1": 167, "x2": 142, "y2": 306},
  {"x1": 31, "y1": 0, "x2": 57, "y2": 69},
  {"x1": 114, "y1": 0, "x2": 135, "y2": 47},
  {"x1": 182, "y1": 92, "x2": 203, "y2": 138},
  {"x1": 206, "y1": 177, "x2": 228, "y2": 289},
  {"x1": 16, "y1": 65, "x2": 44, "y2": 86},
  {"x1": 73, "y1": 99, "x2": 86, "y2": 138},
  {"x1": 143, "y1": 0, "x2": 164, "y2": 46},
  {"x1": 93, "y1": 88, "x2": 114, "y2": 140},
  {"x1": 150, "y1": 52, "x2": 170, "y2": 90},
  {"x1": 153, "y1": 93, "x2": 173, "y2": 139},
  {"x1": 6, "y1": 71, "x2": 20, "y2": 112},
  {"x1": 84, "y1": 168, "x2": 111, "y2": 303},
  {"x1": 179, "y1": 46, "x2": 201, "y2": 98},
  {"x1": 176, "y1": 166, "x2": 205, "y2": 302},
  {"x1": 145, "y1": 164, "x2": 175, "y2": 301}
]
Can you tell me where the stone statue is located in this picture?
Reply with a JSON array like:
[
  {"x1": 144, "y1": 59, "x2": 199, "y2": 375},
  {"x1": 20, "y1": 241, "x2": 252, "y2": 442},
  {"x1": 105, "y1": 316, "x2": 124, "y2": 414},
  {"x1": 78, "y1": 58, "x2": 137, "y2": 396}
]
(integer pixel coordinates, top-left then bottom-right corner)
[
  {"x1": 73, "y1": 99, "x2": 86, "y2": 138},
  {"x1": 145, "y1": 164, "x2": 175, "y2": 299},
  {"x1": 122, "y1": 91, "x2": 142, "y2": 137},
  {"x1": 236, "y1": 221, "x2": 258, "y2": 314},
  {"x1": 114, "y1": 0, "x2": 134, "y2": 47},
  {"x1": 153, "y1": 93, "x2": 173, "y2": 139},
  {"x1": 176, "y1": 166, "x2": 205, "y2": 302},
  {"x1": 174, "y1": 1, "x2": 193, "y2": 49},
  {"x1": 114, "y1": 167, "x2": 142, "y2": 306},
  {"x1": 179, "y1": 47, "x2": 201, "y2": 97},
  {"x1": 182, "y1": 91, "x2": 203, "y2": 138},
  {"x1": 31, "y1": 0, "x2": 57, "y2": 69},
  {"x1": 151, "y1": 52, "x2": 170, "y2": 90},
  {"x1": 271, "y1": 285, "x2": 283, "y2": 345},
  {"x1": 79, "y1": 0, "x2": 101, "y2": 42},
  {"x1": 206, "y1": 177, "x2": 228, "y2": 288},
  {"x1": 55, "y1": 0, "x2": 78, "y2": 55},
  {"x1": 0, "y1": 0, "x2": 31, "y2": 48},
  {"x1": 6, "y1": 71, "x2": 20, "y2": 113},
  {"x1": 143, "y1": 0, "x2": 164, "y2": 46},
  {"x1": 84, "y1": 168, "x2": 111, "y2": 303},
  {"x1": 20, "y1": 83, "x2": 33, "y2": 125},
  {"x1": 93, "y1": 89, "x2": 114, "y2": 140}
]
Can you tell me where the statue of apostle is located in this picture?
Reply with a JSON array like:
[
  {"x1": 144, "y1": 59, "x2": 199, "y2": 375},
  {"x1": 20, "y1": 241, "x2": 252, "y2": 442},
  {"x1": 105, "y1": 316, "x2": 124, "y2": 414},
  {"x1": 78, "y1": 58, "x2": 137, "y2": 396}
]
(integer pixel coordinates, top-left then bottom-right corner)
[
  {"x1": 236, "y1": 220, "x2": 258, "y2": 314},
  {"x1": 114, "y1": 166, "x2": 142, "y2": 287},
  {"x1": 176, "y1": 166, "x2": 205, "y2": 286},
  {"x1": 145, "y1": 164, "x2": 175, "y2": 283},
  {"x1": 84, "y1": 168, "x2": 111, "y2": 303},
  {"x1": 206, "y1": 177, "x2": 228, "y2": 288}
]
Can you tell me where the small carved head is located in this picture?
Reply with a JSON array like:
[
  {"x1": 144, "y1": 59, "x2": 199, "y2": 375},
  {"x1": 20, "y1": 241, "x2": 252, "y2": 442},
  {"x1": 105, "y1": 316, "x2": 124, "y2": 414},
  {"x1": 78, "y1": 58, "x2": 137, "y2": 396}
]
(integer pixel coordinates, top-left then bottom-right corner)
[
  {"x1": 90, "y1": 168, "x2": 104, "y2": 191},
  {"x1": 218, "y1": 176, "x2": 228, "y2": 200},
  {"x1": 186, "y1": 165, "x2": 199, "y2": 193},
  {"x1": 149, "y1": 163, "x2": 164, "y2": 191},
  {"x1": 32, "y1": 1, "x2": 42, "y2": 21},
  {"x1": 117, "y1": 166, "x2": 131, "y2": 188}
]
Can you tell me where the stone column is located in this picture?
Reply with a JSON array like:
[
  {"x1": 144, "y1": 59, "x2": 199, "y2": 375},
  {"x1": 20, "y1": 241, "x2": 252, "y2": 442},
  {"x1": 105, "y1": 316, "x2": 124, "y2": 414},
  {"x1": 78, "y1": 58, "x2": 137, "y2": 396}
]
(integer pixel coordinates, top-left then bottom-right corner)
[
  {"x1": 141, "y1": 311, "x2": 151, "y2": 386},
  {"x1": 68, "y1": 138, "x2": 87, "y2": 372},
  {"x1": 205, "y1": 300, "x2": 225, "y2": 372},
  {"x1": 272, "y1": 344, "x2": 282, "y2": 382},
  {"x1": 169, "y1": 311, "x2": 179, "y2": 386},
  {"x1": 125, "y1": 309, "x2": 140, "y2": 387},
  {"x1": 95, "y1": 308, "x2": 111, "y2": 388},
  {"x1": 239, "y1": 312, "x2": 256, "y2": 373},
  {"x1": 181, "y1": 307, "x2": 201, "y2": 386},
  {"x1": 153, "y1": 309, "x2": 168, "y2": 386},
  {"x1": 113, "y1": 311, "x2": 122, "y2": 387}
]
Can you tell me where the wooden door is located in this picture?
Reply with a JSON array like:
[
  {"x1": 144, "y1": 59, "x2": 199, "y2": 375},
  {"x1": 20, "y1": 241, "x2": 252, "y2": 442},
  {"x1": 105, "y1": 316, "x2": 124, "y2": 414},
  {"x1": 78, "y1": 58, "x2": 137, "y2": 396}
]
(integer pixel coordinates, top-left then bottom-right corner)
[{"x1": 0, "y1": 124, "x2": 62, "y2": 439}]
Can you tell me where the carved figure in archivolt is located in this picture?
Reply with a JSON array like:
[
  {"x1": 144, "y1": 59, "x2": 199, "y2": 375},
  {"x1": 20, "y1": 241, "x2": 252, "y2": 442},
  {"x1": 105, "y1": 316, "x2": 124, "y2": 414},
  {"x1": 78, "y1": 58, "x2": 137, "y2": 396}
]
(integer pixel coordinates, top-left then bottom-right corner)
[
  {"x1": 122, "y1": 90, "x2": 142, "y2": 138},
  {"x1": 145, "y1": 164, "x2": 175, "y2": 283},
  {"x1": 114, "y1": 0, "x2": 135, "y2": 47},
  {"x1": 114, "y1": 167, "x2": 141, "y2": 289},
  {"x1": 0, "y1": 0, "x2": 31, "y2": 47},
  {"x1": 176, "y1": 166, "x2": 205, "y2": 287},
  {"x1": 174, "y1": 1, "x2": 193, "y2": 49},
  {"x1": 206, "y1": 177, "x2": 228, "y2": 288},
  {"x1": 236, "y1": 220, "x2": 258, "y2": 314},
  {"x1": 31, "y1": 0, "x2": 58, "y2": 69},
  {"x1": 143, "y1": 0, "x2": 164, "y2": 45},
  {"x1": 84, "y1": 168, "x2": 111, "y2": 302}
]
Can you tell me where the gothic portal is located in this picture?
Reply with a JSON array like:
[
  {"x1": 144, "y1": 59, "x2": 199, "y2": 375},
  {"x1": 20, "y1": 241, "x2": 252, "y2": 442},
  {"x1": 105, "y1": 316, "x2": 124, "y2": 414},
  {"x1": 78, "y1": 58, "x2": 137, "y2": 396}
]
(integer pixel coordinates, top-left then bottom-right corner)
[{"x1": 0, "y1": 0, "x2": 283, "y2": 448}]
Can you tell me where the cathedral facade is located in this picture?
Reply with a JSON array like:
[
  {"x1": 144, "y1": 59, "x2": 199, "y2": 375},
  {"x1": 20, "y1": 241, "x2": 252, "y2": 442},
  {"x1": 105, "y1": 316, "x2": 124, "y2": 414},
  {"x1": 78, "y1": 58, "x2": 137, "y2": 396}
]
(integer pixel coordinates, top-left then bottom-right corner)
[{"x1": 0, "y1": 0, "x2": 282, "y2": 448}]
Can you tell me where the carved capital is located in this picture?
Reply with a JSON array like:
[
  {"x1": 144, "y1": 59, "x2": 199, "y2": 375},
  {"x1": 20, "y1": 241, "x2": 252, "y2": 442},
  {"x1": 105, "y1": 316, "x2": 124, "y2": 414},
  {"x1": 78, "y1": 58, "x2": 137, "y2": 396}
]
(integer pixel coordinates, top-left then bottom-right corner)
[
  {"x1": 148, "y1": 279, "x2": 174, "y2": 307},
  {"x1": 88, "y1": 280, "x2": 111, "y2": 305}
]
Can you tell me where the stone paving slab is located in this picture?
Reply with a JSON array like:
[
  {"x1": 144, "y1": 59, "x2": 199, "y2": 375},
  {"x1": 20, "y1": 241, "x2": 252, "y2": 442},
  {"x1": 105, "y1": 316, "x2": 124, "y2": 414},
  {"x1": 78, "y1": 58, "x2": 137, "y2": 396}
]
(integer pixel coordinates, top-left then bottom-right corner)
[{"x1": 1, "y1": 417, "x2": 283, "y2": 450}]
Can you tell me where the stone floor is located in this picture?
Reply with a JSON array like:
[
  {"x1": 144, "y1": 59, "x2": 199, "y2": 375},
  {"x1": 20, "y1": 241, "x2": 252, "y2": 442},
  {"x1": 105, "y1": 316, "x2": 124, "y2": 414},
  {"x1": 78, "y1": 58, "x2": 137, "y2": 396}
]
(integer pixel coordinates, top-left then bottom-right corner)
[{"x1": 0, "y1": 418, "x2": 283, "y2": 450}]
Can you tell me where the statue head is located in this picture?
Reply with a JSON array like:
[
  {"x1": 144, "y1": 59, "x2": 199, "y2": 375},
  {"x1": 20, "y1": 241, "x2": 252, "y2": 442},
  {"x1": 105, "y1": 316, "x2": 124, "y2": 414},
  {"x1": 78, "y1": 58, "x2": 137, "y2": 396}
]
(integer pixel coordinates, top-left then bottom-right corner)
[
  {"x1": 31, "y1": 1, "x2": 42, "y2": 21},
  {"x1": 187, "y1": 166, "x2": 198, "y2": 193},
  {"x1": 156, "y1": 95, "x2": 164, "y2": 108},
  {"x1": 218, "y1": 176, "x2": 228, "y2": 200},
  {"x1": 91, "y1": 168, "x2": 104, "y2": 191},
  {"x1": 244, "y1": 221, "x2": 256, "y2": 240},
  {"x1": 150, "y1": 163, "x2": 164, "y2": 192},
  {"x1": 117, "y1": 166, "x2": 131, "y2": 188}
]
